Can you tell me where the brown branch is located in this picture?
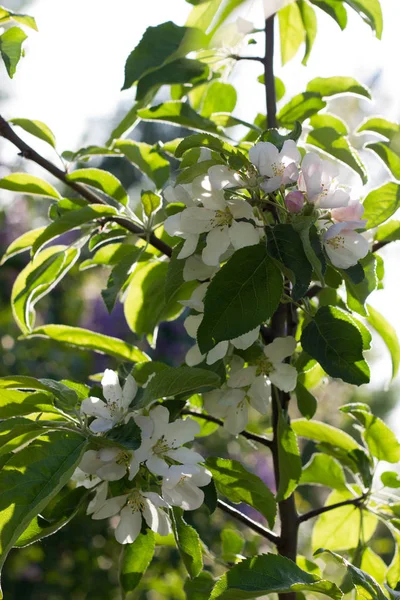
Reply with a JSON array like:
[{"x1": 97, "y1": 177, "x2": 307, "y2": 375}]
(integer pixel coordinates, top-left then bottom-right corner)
[
  {"x1": 230, "y1": 54, "x2": 264, "y2": 63},
  {"x1": 298, "y1": 493, "x2": 367, "y2": 524},
  {"x1": 264, "y1": 16, "x2": 277, "y2": 129},
  {"x1": 217, "y1": 499, "x2": 279, "y2": 544},
  {"x1": 0, "y1": 115, "x2": 172, "y2": 258},
  {"x1": 181, "y1": 409, "x2": 273, "y2": 449},
  {"x1": 372, "y1": 240, "x2": 388, "y2": 253}
]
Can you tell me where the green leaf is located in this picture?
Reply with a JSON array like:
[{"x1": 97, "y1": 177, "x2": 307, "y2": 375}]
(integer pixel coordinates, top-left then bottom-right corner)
[
  {"x1": 141, "y1": 190, "x2": 161, "y2": 218},
  {"x1": 276, "y1": 410, "x2": 302, "y2": 501},
  {"x1": 184, "y1": 572, "x2": 215, "y2": 600},
  {"x1": 11, "y1": 245, "x2": 80, "y2": 334},
  {"x1": 343, "y1": 0, "x2": 383, "y2": 38},
  {"x1": 366, "y1": 141, "x2": 400, "y2": 179},
  {"x1": 137, "y1": 102, "x2": 219, "y2": 134},
  {"x1": 165, "y1": 241, "x2": 186, "y2": 301},
  {"x1": 197, "y1": 245, "x2": 283, "y2": 353},
  {"x1": 25, "y1": 324, "x2": 149, "y2": 363},
  {"x1": 301, "y1": 305, "x2": 370, "y2": 385},
  {"x1": 62, "y1": 145, "x2": 122, "y2": 162},
  {"x1": 105, "y1": 419, "x2": 142, "y2": 451},
  {"x1": 106, "y1": 102, "x2": 142, "y2": 146},
  {"x1": 277, "y1": 92, "x2": 326, "y2": 127},
  {"x1": 201, "y1": 82, "x2": 237, "y2": 117},
  {"x1": 0, "y1": 417, "x2": 46, "y2": 456},
  {"x1": 210, "y1": 553, "x2": 343, "y2": 600},
  {"x1": 312, "y1": 489, "x2": 377, "y2": 552},
  {"x1": 0, "y1": 173, "x2": 61, "y2": 199},
  {"x1": 0, "y1": 7, "x2": 37, "y2": 30},
  {"x1": 136, "y1": 58, "x2": 209, "y2": 101},
  {"x1": 292, "y1": 419, "x2": 361, "y2": 451},
  {"x1": 0, "y1": 390, "x2": 57, "y2": 419},
  {"x1": 32, "y1": 205, "x2": 117, "y2": 256},
  {"x1": 278, "y1": 2, "x2": 305, "y2": 65},
  {"x1": 119, "y1": 529, "x2": 155, "y2": 594},
  {"x1": 142, "y1": 366, "x2": 220, "y2": 406},
  {"x1": 363, "y1": 183, "x2": 400, "y2": 229},
  {"x1": 300, "y1": 454, "x2": 347, "y2": 490},
  {"x1": 267, "y1": 224, "x2": 312, "y2": 300},
  {"x1": 67, "y1": 168, "x2": 128, "y2": 206},
  {"x1": 10, "y1": 118, "x2": 56, "y2": 148},
  {"x1": 172, "y1": 507, "x2": 203, "y2": 578},
  {"x1": 310, "y1": 113, "x2": 348, "y2": 135},
  {"x1": 375, "y1": 220, "x2": 400, "y2": 243},
  {"x1": 367, "y1": 304, "x2": 400, "y2": 380},
  {"x1": 177, "y1": 158, "x2": 224, "y2": 184},
  {"x1": 295, "y1": 381, "x2": 317, "y2": 419},
  {"x1": 0, "y1": 431, "x2": 88, "y2": 597},
  {"x1": 206, "y1": 457, "x2": 276, "y2": 527},
  {"x1": 175, "y1": 132, "x2": 243, "y2": 160},
  {"x1": 381, "y1": 472, "x2": 400, "y2": 488},
  {"x1": 102, "y1": 248, "x2": 144, "y2": 313},
  {"x1": 358, "y1": 117, "x2": 399, "y2": 139},
  {"x1": 387, "y1": 527, "x2": 400, "y2": 589},
  {"x1": 0, "y1": 375, "x2": 51, "y2": 391},
  {"x1": 114, "y1": 140, "x2": 170, "y2": 189},
  {"x1": 307, "y1": 127, "x2": 367, "y2": 183},
  {"x1": 0, "y1": 227, "x2": 46, "y2": 265},
  {"x1": 298, "y1": 0, "x2": 317, "y2": 65},
  {"x1": 307, "y1": 76, "x2": 371, "y2": 99},
  {"x1": 344, "y1": 253, "x2": 377, "y2": 316},
  {"x1": 315, "y1": 549, "x2": 386, "y2": 600},
  {"x1": 0, "y1": 26, "x2": 27, "y2": 78},
  {"x1": 123, "y1": 21, "x2": 206, "y2": 90},
  {"x1": 360, "y1": 547, "x2": 387, "y2": 588},
  {"x1": 309, "y1": 0, "x2": 348, "y2": 29},
  {"x1": 292, "y1": 217, "x2": 326, "y2": 284},
  {"x1": 221, "y1": 528, "x2": 244, "y2": 562}
]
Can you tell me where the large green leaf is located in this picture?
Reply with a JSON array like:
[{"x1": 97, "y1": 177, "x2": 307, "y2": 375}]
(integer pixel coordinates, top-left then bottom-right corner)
[
  {"x1": 292, "y1": 419, "x2": 361, "y2": 451},
  {"x1": 295, "y1": 381, "x2": 317, "y2": 419},
  {"x1": 113, "y1": 140, "x2": 170, "y2": 189},
  {"x1": 0, "y1": 431, "x2": 89, "y2": 598},
  {"x1": 344, "y1": 253, "x2": 377, "y2": 316},
  {"x1": 277, "y1": 92, "x2": 326, "y2": 127},
  {"x1": 119, "y1": 529, "x2": 155, "y2": 593},
  {"x1": 123, "y1": 21, "x2": 206, "y2": 90},
  {"x1": 201, "y1": 82, "x2": 237, "y2": 117},
  {"x1": 137, "y1": 102, "x2": 219, "y2": 133},
  {"x1": 0, "y1": 417, "x2": 46, "y2": 456},
  {"x1": 142, "y1": 366, "x2": 220, "y2": 406},
  {"x1": 210, "y1": 553, "x2": 343, "y2": 600},
  {"x1": 0, "y1": 227, "x2": 46, "y2": 265},
  {"x1": 367, "y1": 304, "x2": 400, "y2": 380},
  {"x1": 11, "y1": 245, "x2": 80, "y2": 333},
  {"x1": 343, "y1": 0, "x2": 382, "y2": 38},
  {"x1": 301, "y1": 305, "x2": 370, "y2": 385},
  {"x1": 300, "y1": 454, "x2": 347, "y2": 490},
  {"x1": 136, "y1": 58, "x2": 209, "y2": 101},
  {"x1": 67, "y1": 168, "x2": 128, "y2": 206},
  {"x1": 312, "y1": 489, "x2": 377, "y2": 552},
  {"x1": 0, "y1": 390, "x2": 57, "y2": 419},
  {"x1": 278, "y1": 2, "x2": 305, "y2": 65},
  {"x1": 206, "y1": 457, "x2": 276, "y2": 527},
  {"x1": 276, "y1": 410, "x2": 302, "y2": 501},
  {"x1": 365, "y1": 141, "x2": 400, "y2": 179},
  {"x1": 10, "y1": 118, "x2": 56, "y2": 148},
  {"x1": 309, "y1": 113, "x2": 348, "y2": 134},
  {"x1": 0, "y1": 26, "x2": 27, "y2": 78},
  {"x1": 101, "y1": 247, "x2": 144, "y2": 313},
  {"x1": 307, "y1": 76, "x2": 371, "y2": 99},
  {"x1": 0, "y1": 173, "x2": 60, "y2": 199},
  {"x1": 172, "y1": 507, "x2": 203, "y2": 578},
  {"x1": 197, "y1": 245, "x2": 283, "y2": 353},
  {"x1": 375, "y1": 220, "x2": 400, "y2": 243},
  {"x1": 363, "y1": 183, "x2": 400, "y2": 229},
  {"x1": 358, "y1": 117, "x2": 399, "y2": 139},
  {"x1": 25, "y1": 324, "x2": 149, "y2": 363}
]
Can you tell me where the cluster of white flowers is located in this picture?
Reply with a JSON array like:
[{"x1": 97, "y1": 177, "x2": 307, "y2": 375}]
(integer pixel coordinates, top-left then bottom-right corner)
[
  {"x1": 74, "y1": 370, "x2": 211, "y2": 544},
  {"x1": 162, "y1": 138, "x2": 369, "y2": 433}
]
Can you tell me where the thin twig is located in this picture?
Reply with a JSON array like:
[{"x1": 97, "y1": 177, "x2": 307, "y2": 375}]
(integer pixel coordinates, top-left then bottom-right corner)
[
  {"x1": 230, "y1": 54, "x2": 264, "y2": 63},
  {"x1": 181, "y1": 409, "x2": 273, "y2": 449},
  {"x1": 298, "y1": 493, "x2": 367, "y2": 524},
  {"x1": 217, "y1": 499, "x2": 279, "y2": 544},
  {"x1": 0, "y1": 115, "x2": 172, "y2": 258}
]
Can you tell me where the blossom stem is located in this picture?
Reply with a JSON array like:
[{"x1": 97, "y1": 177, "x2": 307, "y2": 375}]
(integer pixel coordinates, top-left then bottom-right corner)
[
  {"x1": 217, "y1": 499, "x2": 279, "y2": 544},
  {"x1": 298, "y1": 493, "x2": 368, "y2": 524},
  {"x1": 0, "y1": 115, "x2": 172, "y2": 258}
]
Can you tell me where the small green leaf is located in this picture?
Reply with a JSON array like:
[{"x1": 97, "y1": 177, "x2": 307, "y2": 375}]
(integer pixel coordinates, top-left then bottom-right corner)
[
  {"x1": 25, "y1": 324, "x2": 150, "y2": 363},
  {"x1": 0, "y1": 173, "x2": 61, "y2": 199},
  {"x1": 381, "y1": 472, "x2": 400, "y2": 488},
  {"x1": 10, "y1": 118, "x2": 56, "y2": 148},
  {"x1": 310, "y1": 113, "x2": 348, "y2": 135},
  {"x1": 292, "y1": 419, "x2": 361, "y2": 451},
  {"x1": 0, "y1": 26, "x2": 27, "y2": 78},
  {"x1": 165, "y1": 241, "x2": 186, "y2": 301},
  {"x1": 119, "y1": 529, "x2": 155, "y2": 594},
  {"x1": 221, "y1": 528, "x2": 244, "y2": 561},
  {"x1": 136, "y1": 58, "x2": 209, "y2": 101},
  {"x1": 363, "y1": 183, "x2": 400, "y2": 229},
  {"x1": 278, "y1": 2, "x2": 305, "y2": 65},
  {"x1": 210, "y1": 553, "x2": 343, "y2": 600},
  {"x1": 343, "y1": 0, "x2": 382, "y2": 38},
  {"x1": 114, "y1": 140, "x2": 170, "y2": 188},
  {"x1": 358, "y1": 117, "x2": 399, "y2": 139},
  {"x1": 298, "y1": 0, "x2": 317, "y2": 65},
  {"x1": 141, "y1": 190, "x2": 161, "y2": 218},
  {"x1": 278, "y1": 92, "x2": 326, "y2": 127},
  {"x1": 0, "y1": 227, "x2": 46, "y2": 265},
  {"x1": 175, "y1": 132, "x2": 243, "y2": 160},
  {"x1": 367, "y1": 304, "x2": 400, "y2": 380},
  {"x1": 276, "y1": 410, "x2": 302, "y2": 501},
  {"x1": 0, "y1": 8, "x2": 37, "y2": 30},
  {"x1": 172, "y1": 507, "x2": 203, "y2": 579},
  {"x1": 366, "y1": 141, "x2": 400, "y2": 179},
  {"x1": 344, "y1": 253, "x2": 377, "y2": 316},
  {"x1": 307, "y1": 76, "x2": 371, "y2": 99},
  {"x1": 142, "y1": 367, "x2": 220, "y2": 406},
  {"x1": 102, "y1": 247, "x2": 144, "y2": 313},
  {"x1": 309, "y1": 0, "x2": 347, "y2": 29},
  {"x1": 301, "y1": 305, "x2": 370, "y2": 385},
  {"x1": 295, "y1": 381, "x2": 317, "y2": 419},
  {"x1": 67, "y1": 168, "x2": 129, "y2": 206},
  {"x1": 184, "y1": 572, "x2": 215, "y2": 600},
  {"x1": 201, "y1": 82, "x2": 237, "y2": 117},
  {"x1": 197, "y1": 245, "x2": 283, "y2": 353},
  {"x1": 137, "y1": 102, "x2": 219, "y2": 133},
  {"x1": 300, "y1": 454, "x2": 347, "y2": 490},
  {"x1": 206, "y1": 457, "x2": 276, "y2": 528}
]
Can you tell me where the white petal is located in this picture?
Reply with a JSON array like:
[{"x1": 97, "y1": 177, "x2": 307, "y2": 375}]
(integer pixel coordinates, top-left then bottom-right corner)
[
  {"x1": 207, "y1": 340, "x2": 229, "y2": 364},
  {"x1": 202, "y1": 227, "x2": 230, "y2": 266},
  {"x1": 248, "y1": 375, "x2": 271, "y2": 413},
  {"x1": 320, "y1": 187, "x2": 350, "y2": 209},
  {"x1": 269, "y1": 363, "x2": 298, "y2": 392},
  {"x1": 165, "y1": 417, "x2": 200, "y2": 446},
  {"x1": 146, "y1": 455, "x2": 170, "y2": 476},
  {"x1": 115, "y1": 507, "x2": 142, "y2": 544},
  {"x1": 180, "y1": 207, "x2": 215, "y2": 233},
  {"x1": 81, "y1": 397, "x2": 110, "y2": 419},
  {"x1": 185, "y1": 343, "x2": 205, "y2": 366},
  {"x1": 79, "y1": 450, "x2": 103, "y2": 475},
  {"x1": 135, "y1": 414, "x2": 153, "y2": 438},
  {"x1": 249, "y1": 142, "x2": 278, "y2": 177},
  {"x1": 228, "y1": 197, "x2": 254, "y2": 220},
  {"x1": 231, "y1": 327, "x2": 260, "y2": 350},
  {"x1": 265, "y1": 336, "x2": 297, "y2": 363},
  {"x1": 128, "y1": 456, "x2": 140, "y2": 480},
  {"x1": 280, "y1": 140, "x2": 301, "y2": 165},
  {"x1": 89, "y1": 417, "x2": 114, "y2": 433},
  {"x1": 208, "y1": 165, "x2": 241, "y2": 189},
  {"x1": 229, "y1": 221, "x2": 259, "y2": 250},
  {"x1": 203, "y1": 389, "x2": 229, "y2": 418},
  {"x1": 282, "y1": 163, "x2": 299, "y2": 186},
  {"x1": 184, "y1": 313, "x2": 203, "y2": 338},
  {"x1": 324, "y1": 225, "x2": 369, "y2": 269},
  {"x1": 183, "y1": 255, "x2": 218, "y2": 282},
  {"x1": 228, "y1": 366, "x2": 257, "y2": 388},
  {"x1": 92, "y1": 495, "x2": 127, "y2": 520},
  {"x1": 261, "y1": 175, "x2": 283, "y2": 193},
  {"x1": 101, "y1": 369, "x2": 123, "y2": 405},
  {"x1": 167, "y1": 447, "x2": 204, "y2": 464},
  {"x1": 122, "y1": 375, "x2": 138, "y2": 409},
  {"x1": 142, "y1": 499, "x2": 171, "y2": 536},
  {"x1": 87, "y1": 481, "x2": 108, "y2": 515},
  {"x1": 192, "y1": 466, "x2": 212, "y2": 487},
  {"x1": 224, "y1": 400, "x2": 248, "y2": 434},
  {"x1": 164, "y1": 212, "x2": 183, "y2": 237},
  {"x1": 142, "y1": 491, "x2": 170, "y2": 508},
  {"x1": 177, "y1": 234, "x2": 199, "y2": 259},
  {"x1": 180, "y1": 282, "x2": 208, "y2": 312},
  {"x1": 98, "y1": 447, "x2": 120, "y2": 461},
  {"x1": 96, "y1": 462, "x2": 127, "y2": 481}
]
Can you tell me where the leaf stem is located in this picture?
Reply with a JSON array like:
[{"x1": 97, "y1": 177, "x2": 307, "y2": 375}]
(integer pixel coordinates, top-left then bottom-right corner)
[
  {"x1": 230, "y1": 54, "x2": 264, "y2": 63},
  {"x1": 217, "y1": 499, "x2": 279, "y2": 544},
  {"x1": 297, "y1": 493, "x2": 368, "y2": 524}
]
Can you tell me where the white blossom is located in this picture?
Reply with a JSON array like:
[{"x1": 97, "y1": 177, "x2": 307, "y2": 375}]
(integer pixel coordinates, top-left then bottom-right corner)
[
  {"x1": 79, "y1": 447, "x2": 140, "y2": 482},
  {"x1": 162, "y1": 464, "x2": 212, "y2": 510},
  {"x1": 81, "y1": 370, "x2": 137, "y2": 433},
  {"x1": 299, "y1": 152, "x2": 350, "y2": 208},
  {"x1": 323, "y1": 221, "x2": 369, "y2": 269},
  {"x1": 331, "y1": 199, "x2": 365, "y2": 222},
  {"x1": 249, "y1": 140, "x2": 301, "y2": 192},
  {"x1": 91, "y1": 489, "x2": 171, "y2": 544}
]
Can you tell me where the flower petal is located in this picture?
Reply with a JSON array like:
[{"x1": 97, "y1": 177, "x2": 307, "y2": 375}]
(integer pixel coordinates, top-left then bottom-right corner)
[
  {"x1": 229, "y1": 221, "x2": 259, "y2": 250},
  {"x1": 92, "y1": 495, "x2": 127, "y2": 520},
  {"x1": 122, "y1": 374, "x2": 138, "y2": 409},
  {"x1": 146, "y1": 455, "x2": 170, "y2": 476},
  {"x1": 96, "y1": 462, "x2": 127, "y2": 481},
  {"x1": 224, "y1": 400, "x2": 249, "y2": 434},
  {"x1": 231, "y1": 327, "x2": 260, "y2": 350},
  {"x1": 228, "y1": 365, "x2": 257, "y2": 388},
  {"x1": 228, "y1": 197, "x2": 254, "y2": 220},
  {"x1": 207, "y1": 340, "x2": 229, "y2": 364},
  {"x1": 202, "y1": 226, "x2": 230, "y2": 266},
  {"x1": 81, "y1": 397, "x2": 110, "y2": 419},
  {"x1": 115, "y1": 506, "x2": 142, "y2": 544},
  {"x1": 177, "y1": 234, "x2": 199, "y2": 259},
  {"x1": 269, "y1": 363, "x2": 298, "y2": 392},
  {"x1": 264, "y1": 336, "x2": 297, "y2": 363},
  {"x1": 180, "y1": 207, "x2": 215, "y2": 233},
  {"x1": 101, "y1": 369, "x2": 123, "y2": 405},
  {"x1": 184, "y1": 314, "x2": 203, "y2": 338},
  {"x1": 167, "y1": 447, "x2": 204, "y2": 464},
  {"x1": 185, "y1": 343, "x2": 205, "y2": 366},
  {"x1": 248, "y1": 375, "x2": 271, "y2": 413},
  {"x1": 89, "y1": 417, "x2": 114, "y2": 433}
]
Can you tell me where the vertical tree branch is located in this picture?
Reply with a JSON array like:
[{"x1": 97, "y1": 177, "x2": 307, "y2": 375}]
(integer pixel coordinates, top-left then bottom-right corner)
[{"x1": 265, "y1": 16, "x2": 277, "y2": 129}]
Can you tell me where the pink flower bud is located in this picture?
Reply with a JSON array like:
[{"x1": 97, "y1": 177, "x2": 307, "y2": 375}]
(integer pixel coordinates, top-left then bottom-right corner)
[{"x1": 285, "y1": 191, "x2": 304, "y2": 213}]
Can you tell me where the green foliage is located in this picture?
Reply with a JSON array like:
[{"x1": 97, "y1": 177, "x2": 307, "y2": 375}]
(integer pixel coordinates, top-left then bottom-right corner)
[
  {"x1": 67, "y1": 168, "x2": 129, "y2": 206},
  {"x1": 114, "y1": 140, "x2": 170, "y2": 188},
  {"x1": 292, "y1": 419, "x2": 361, "y2": 451},
  {"x1": 343, "y1": 0, "x2": 383, "y2": 39},
  {"x1": 367, "y1": 304, "x2": 400, "y2": 379},
  {"x1": 10, "y1": 118, "x2": 56, "y2": 148},
  {"x1": 306, "y1": 76, "x2": 371, "y2": 98},
  {"x1": 278, "y1": 92, "x2": 326, "y2": 127},
  {"x1": 278, "y1": 2, "x2": 305, "y2": 65},
  {"x1": 344, "y1": 253, "x2": 377, "y2": 316},
  {"x1": 0, "y1": 172, "x2": 60, "y2": 198},
  {"x1": 295, "y1": 381, "x2": 317, "y2": 419},
  {"x1": 0, "y1": 26, "x2": 27, "y2": 78},
  {"x1": 137, "y1": 102, "x2": 219, "y2": 133},
  {"x1": 141, "y1": 366, "x2": 221, "y2": 405},
  {"x1": 119, "y1": 529, "x2": 155, "y2": 594},
  {"x1": 276, "y1": 409, "x2": 302, "y2": 501},
  {"x1": 201, "y1": 82, "x2": 237, "y2": 117},
  {"x1": 363, "y1": 183, "x2": 400, "y2": 229},
  {"x1": 172, "y1": 508, "x2": 203, "y2": 578},
  {"x1": 300, "y1": 454, "x2": 347, "y2": 490}
]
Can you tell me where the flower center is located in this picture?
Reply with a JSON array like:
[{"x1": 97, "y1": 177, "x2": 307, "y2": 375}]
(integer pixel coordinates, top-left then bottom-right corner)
[
  {"x1": 326, "y1": 235, "x2": 345, "y2": 250},
  {"x1": 116, "y1": 451, "x2": 131, "y2": 466},
  {"x1": 108, "y1": 400, "x2": 123, "y2": 418},
  {"x1": 255, "y1": 357, "x2": 274, "y2": 376},
  {"x1": 212, "y1": 207, "x2": 233, "y2": 228},
  {"x1": 152, "y1": 436, "x2": 170, "y2": 456},
  {"x1": 127, "y1": 490, "x2": 145, "y2": 513},
  {"x1": 271, "y1": 162, "x2": 285, "y2": 177}
]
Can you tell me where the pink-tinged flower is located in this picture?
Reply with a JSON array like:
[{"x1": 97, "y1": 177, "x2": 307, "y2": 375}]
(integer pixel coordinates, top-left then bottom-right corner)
[
  {"x1": 299, "y1": 152, "x2": 350, "y2": 208},
  {"x1": 323, "y1": 221, "x2": 369, "y2": 269},
  {"x1": 285, "y1": 190, "x2": 304, "y2": 213},
  {"x1": 331, "y1": 199, "x2": 365, "y2": 222},
  {"x1": 249, "y1": 140, "x2": 301, "y2": 192}
]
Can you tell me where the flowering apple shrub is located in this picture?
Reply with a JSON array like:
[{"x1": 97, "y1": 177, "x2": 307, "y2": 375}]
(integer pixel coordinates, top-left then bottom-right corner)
[{"x1": 1, "y1": 0, "x2": 400, "y2": 599}]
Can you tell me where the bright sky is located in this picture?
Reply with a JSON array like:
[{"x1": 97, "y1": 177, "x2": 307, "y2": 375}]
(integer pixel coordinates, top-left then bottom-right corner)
[{"x1": 1, "y1": 0, "x2": 400, "y2": 390}]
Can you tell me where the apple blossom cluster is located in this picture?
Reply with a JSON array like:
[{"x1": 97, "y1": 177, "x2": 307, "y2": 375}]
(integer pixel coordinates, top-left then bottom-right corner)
[
  {"x1": 162, "y1": 139, "x2": 369, "y2": 433},
  {"x1": 73, "y1": 370, "x2": 211, "y2": 544}
]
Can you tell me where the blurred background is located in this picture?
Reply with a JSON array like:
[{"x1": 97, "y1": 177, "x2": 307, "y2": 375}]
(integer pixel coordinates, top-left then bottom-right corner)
[{"x1": 1, "y1": 0, "x2": 399, "y2": 598}]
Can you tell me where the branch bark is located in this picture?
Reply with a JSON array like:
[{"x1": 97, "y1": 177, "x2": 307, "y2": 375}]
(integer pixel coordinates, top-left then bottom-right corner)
[
  {"x1": 0, "y1": 115, "x2": 172, "y2": 257},
  {"x1": 217, "y1": 499, "x2": 279, "y2": 545},
  {"x1": 298, "y1": 494, "x2": 367, "y2": 524}
]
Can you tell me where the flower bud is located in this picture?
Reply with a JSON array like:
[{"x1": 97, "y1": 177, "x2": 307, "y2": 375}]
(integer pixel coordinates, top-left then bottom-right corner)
[{"x1": 285, "y1": 190, "x2": 304, "y2": 213}]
